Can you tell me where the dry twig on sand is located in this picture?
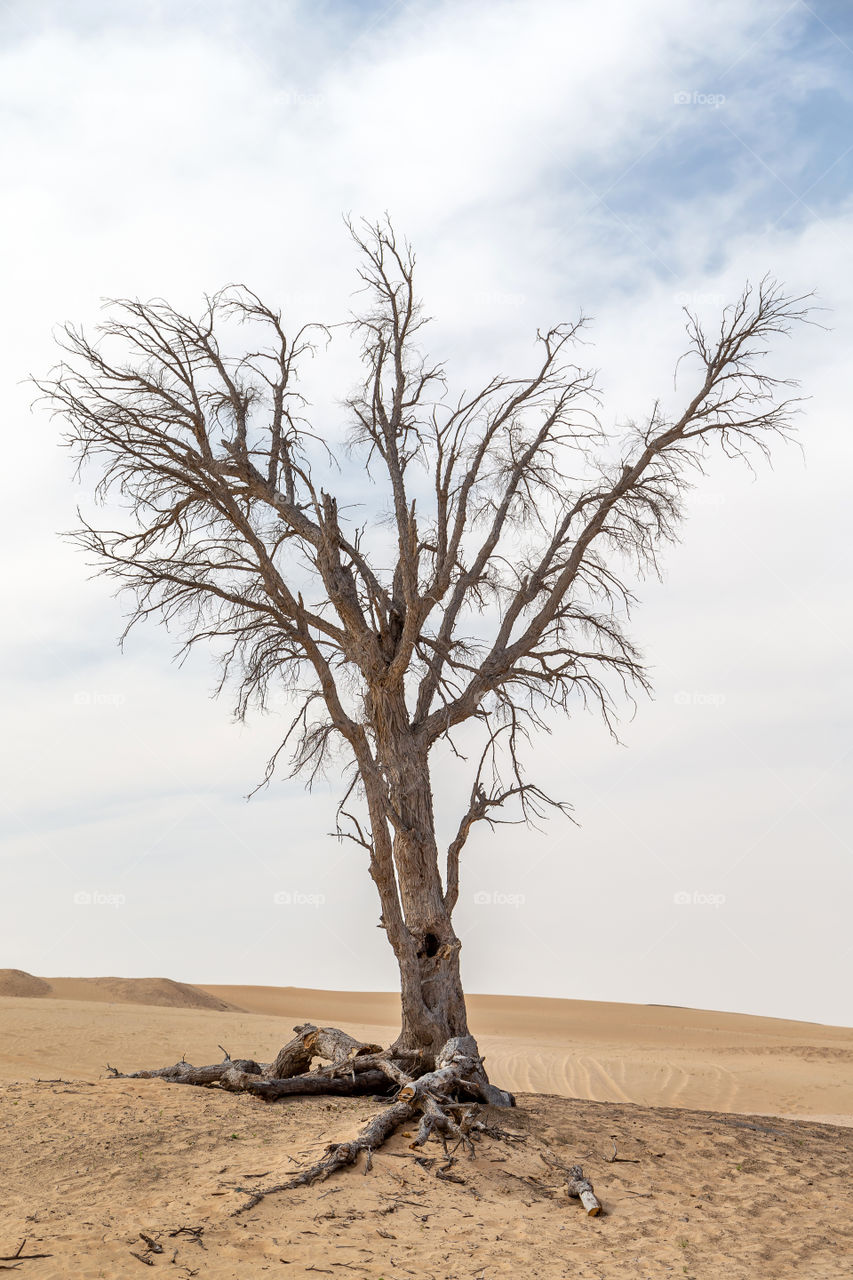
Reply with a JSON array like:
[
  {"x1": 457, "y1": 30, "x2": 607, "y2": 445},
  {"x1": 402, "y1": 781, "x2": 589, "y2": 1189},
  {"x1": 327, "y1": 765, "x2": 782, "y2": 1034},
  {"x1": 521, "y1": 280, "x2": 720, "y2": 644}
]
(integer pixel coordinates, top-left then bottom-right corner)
[{"x1": 0, "y1": 1241, "x2": 53, "y2": 1267}]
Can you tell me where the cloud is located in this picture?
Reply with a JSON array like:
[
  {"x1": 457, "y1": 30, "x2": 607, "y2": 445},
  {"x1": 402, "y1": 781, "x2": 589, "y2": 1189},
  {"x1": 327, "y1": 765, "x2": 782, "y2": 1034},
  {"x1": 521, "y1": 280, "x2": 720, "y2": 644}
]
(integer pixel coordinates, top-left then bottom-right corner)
[{"x1": 1, "y1": 0, "x2": 851, "y2": 1023}]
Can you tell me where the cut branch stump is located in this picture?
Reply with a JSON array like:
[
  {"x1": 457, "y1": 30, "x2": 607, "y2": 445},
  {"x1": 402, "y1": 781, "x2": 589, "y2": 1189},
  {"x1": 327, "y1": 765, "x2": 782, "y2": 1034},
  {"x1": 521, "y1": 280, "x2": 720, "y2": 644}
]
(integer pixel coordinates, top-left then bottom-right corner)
[{"x1": 566, "y1": 1165, "x2": 602, "y2": 1216}]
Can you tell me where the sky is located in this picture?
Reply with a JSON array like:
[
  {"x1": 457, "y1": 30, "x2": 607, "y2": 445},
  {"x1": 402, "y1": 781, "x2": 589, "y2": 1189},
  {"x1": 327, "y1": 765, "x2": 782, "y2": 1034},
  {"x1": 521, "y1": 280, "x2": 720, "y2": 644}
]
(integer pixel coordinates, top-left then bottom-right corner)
[{"x1": 1, "y1": 0, "x2": 851, "y2": 1027}]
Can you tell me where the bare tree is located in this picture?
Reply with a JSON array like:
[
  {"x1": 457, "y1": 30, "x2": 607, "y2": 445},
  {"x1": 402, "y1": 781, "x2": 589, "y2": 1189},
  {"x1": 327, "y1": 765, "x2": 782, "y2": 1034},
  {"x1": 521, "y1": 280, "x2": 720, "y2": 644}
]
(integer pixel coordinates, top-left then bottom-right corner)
[{"x1": 39, "y1": 220, "x2": 809, "y2": 1158}]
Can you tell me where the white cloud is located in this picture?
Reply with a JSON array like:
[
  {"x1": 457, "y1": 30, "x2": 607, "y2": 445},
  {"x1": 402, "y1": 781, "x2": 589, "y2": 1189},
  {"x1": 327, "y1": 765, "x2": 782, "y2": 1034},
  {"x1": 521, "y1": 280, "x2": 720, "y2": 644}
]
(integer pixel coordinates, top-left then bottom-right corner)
[{"x1": 0, "y1": 0, "x2": 850, "y2": 1024}]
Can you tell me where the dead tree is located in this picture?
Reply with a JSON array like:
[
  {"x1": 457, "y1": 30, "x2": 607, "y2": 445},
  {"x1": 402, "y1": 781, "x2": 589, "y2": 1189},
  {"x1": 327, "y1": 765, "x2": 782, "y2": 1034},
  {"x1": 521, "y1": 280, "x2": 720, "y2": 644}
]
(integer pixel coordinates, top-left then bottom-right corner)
[{"x1": 39, "y1": 220, "x2": 808, "y2": 1162}]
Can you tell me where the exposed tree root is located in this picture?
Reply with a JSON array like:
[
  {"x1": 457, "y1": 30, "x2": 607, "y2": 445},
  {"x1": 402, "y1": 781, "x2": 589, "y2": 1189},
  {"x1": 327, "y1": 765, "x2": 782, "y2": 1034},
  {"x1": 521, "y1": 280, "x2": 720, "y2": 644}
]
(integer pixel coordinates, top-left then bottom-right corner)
[
  {"x1": 237, "y1": 1097, "x2": 420, "y2": 1209},
  {"x1": 105, "y1": 1049, "x2": 263, "y2": 1086},
  {"x1": 225, "y1": 1067, "x2": 393, "y2": 1100},
  {"x1": 105, "y1": 1023, "x2": 600, "y2": 1215},
  {"x1": 263, "y1": 1023, "x2": 383, "y2": 1081}
]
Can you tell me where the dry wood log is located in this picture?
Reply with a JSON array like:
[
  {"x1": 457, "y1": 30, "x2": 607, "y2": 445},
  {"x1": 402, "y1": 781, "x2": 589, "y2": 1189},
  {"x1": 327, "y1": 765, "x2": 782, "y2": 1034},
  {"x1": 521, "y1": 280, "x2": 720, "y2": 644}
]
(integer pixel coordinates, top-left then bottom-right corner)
[
  {"x1": 327, "y1": 1051, "x2": 412, "y2": 1089},
  {"x1": 304, "y1": 1025, "x2": 383, "y2": 1062},
  {"x1": 397, "y1": 1065, "x2": 464, "y2": 1104},
  {"x1": 106, "y1": 1057, "x2": 262, "y2": 1084},
  {"x1": 431, "y1": 1036, "x2": 515, "y2": 1108},
  {"x1": 541, "y1": 1149, "x2": 603, "y2": 1216},
  {"x1": 262, "y1": 1028, "x2": 315, "y2": 1080},
  {"x1": 231, "y1": 1036, "x2": 491, "y2": 1206},
  {"x1": 263, "y1": 1024, "x2": 384, "y2": 1080},
  {"x1": 236, "y1": 1098, "x2": 419, "y2": 1209},
  {"x1": 224, "y1": 1068, "x2": 392, "y2": 1100},
  {"x1": 565, "y1": 1165, "x2": 602, "y2": 1216}
]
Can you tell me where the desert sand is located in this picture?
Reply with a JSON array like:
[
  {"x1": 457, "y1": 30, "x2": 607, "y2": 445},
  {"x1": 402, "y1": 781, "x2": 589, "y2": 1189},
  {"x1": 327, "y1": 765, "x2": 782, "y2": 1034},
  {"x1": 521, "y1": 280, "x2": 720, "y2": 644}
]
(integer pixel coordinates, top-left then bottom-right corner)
[{"x1": 1, "y1": 973, "x2": 851, "y2": 1278}]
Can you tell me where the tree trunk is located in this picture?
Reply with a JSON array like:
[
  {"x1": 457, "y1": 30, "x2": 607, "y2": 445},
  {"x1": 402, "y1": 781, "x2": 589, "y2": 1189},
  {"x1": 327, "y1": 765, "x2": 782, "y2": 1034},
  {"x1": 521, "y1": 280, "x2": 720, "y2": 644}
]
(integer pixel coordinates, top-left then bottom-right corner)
[
  {"x1": 365, "y1": 686, "x2": 471, "y2": 1058},
  {"x1": 393, "y1": 916, "x2": 469, "y2": 1056}
]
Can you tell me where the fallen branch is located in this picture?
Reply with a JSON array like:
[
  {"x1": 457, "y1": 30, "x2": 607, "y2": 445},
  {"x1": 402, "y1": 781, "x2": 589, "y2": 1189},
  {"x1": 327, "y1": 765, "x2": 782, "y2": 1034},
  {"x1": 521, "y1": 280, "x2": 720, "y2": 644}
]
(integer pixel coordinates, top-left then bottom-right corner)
[
  {"x1": 566, "y1": 1166, "x2": 602, "y2": 1216},
  {"x1": 0, "y1": 1241, "x2": 53, "y2": 1264},
  {"x1": 541, "y1": 1150, "x2": 603, "y2": 1216},
  {"x1": 106, "y1": 1056, "x2": 262, "y2": 1085},
  {"x1": 223, "y1": 1067, "x2": 392, "y2": 1100},
  {"x1": 167, "y1": 1226, "x2": 206, "y2": 1250},
  {"x1": 604, "y1": 1138, "x2": 640, "y2": 1164},
  {"x1": 264, "y1": 1024, "x2": 383, "y2": 1081},
  {"x1": 236, "y1": 1098, "x2": 418, "y2": 1209}
]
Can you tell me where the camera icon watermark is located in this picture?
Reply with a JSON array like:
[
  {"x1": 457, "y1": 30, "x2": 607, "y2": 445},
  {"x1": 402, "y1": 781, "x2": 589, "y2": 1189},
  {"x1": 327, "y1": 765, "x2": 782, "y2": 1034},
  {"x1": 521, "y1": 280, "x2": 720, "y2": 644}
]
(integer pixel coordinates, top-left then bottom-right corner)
[
  {"x1": 470, "y1": 290, "x2": 527, "y2": 310},
  {"x1": 473, "y1": 890, "x2": 526, "y2": 908},
  {"x1": 73, "y1": 691, "x2": 126, "y2": 708},
  {"x1": 673, "y1": 290, "x2": 726, "y2": 309},
  {"x1": 73, "y1": 890, "x2": 126, "y2": 907},
  {"x1": 280, "y1": 89, "x2": 325, "y2": 109},
  {"x1": 674, "y1": 691, "x2": 726, "y2": 708},
  {"x1": 673, "y1": 890, "x2": 726, "y2": 908},
  {"x1": 273, "y1": 890, "x2": 326, "y2": 907},
  {"x1": 674, "y1": 90, "x2": 726, "y2": 109}
]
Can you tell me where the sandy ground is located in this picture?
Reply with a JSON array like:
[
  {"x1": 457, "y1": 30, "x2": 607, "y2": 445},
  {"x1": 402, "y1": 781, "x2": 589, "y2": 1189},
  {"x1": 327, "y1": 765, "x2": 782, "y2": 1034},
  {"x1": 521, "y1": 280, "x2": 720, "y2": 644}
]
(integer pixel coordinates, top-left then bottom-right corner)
[{"x1": 1, "y1": 976, "x2": 851, "y2": 1278}]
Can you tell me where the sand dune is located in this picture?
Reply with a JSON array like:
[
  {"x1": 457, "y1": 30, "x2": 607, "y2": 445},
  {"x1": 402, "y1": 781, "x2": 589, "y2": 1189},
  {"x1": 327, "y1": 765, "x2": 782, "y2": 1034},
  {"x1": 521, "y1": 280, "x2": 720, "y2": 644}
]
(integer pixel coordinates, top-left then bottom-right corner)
[
  {"x1": 1, "y1": 980, "x2": 851, "y2": 1122},
  {"x1": 47, "y1": 975, "x2": 239, "y2": 1011},
  {"x1": 199, "y1": 984, "x2": 853, "y2": 1124},
  {"x1": 0, "y1": 970, "x2": 239, "y2": 1010},
  {"x1": 0, "y1": 968, "x2": 52, "y2": 997}
]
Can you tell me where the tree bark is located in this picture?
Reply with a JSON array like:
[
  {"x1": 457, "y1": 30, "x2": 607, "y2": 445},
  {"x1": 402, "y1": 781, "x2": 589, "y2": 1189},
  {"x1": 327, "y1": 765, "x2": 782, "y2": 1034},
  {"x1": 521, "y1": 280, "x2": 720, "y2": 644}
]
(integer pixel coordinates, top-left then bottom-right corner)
[
  {"x1": 106, "y1": 1057, "x2": 262, "y2": 1084},
  {"x1": 393, "y1": 922, "x2": 469, "y2": 1057},
  {"x1": 366, "y1": 686, "x2": 471, "y2": 1057},
  {"x1": 225, "y1": 1068, "x2": 392, "y2": 1099},
  {"x1": 262, "y1": 1023, "x2": 382, "y2": 1079}
]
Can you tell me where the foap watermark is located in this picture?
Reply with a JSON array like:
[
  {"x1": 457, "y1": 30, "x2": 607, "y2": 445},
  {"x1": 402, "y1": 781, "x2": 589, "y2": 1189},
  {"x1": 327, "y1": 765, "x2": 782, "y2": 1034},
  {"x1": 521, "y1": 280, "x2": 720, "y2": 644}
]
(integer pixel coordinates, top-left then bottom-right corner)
[
  {"x1": 470, "y1": 290, "x2": 527, "y2": 311},
  {"x1": 73, "y1": 691, "x2": 126, "y2": 708},
  {"x1": 673, "y1": 290, "x2": 727, "y2": 310},
  {"x1": 473, "y1": 890, "x2": 526, "y2": 908},
  {"x1": 673, "y1": 890, "x2": 726, "y2": 908},
  {"x1": 73, "y1": 890, "x2": 126, "y2": 907},
  {"x1": 273, "y1": 890, "x2": 326, "y2": 907},
  {"x1": 674, "y1": 690, "x2": 726, "y2": 708},
  {"x1": 674, "y1": 90, "x2": 726, "y2": 109},
  {"x1": 279, "y1": 89, "x2": 325, "y2": 109}
]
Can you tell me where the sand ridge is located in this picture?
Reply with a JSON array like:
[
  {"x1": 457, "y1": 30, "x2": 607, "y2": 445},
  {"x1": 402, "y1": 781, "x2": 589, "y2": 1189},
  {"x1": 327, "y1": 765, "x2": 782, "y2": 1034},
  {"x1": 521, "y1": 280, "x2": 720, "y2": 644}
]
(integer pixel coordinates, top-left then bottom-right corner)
[
  {"x1": 48, "y1": 975, "x2": 240, "y2": 1011},
  {"x1": 0, "y1": 969, "x2": 52, "y2": 998},
  {"x1": 0, "y1": 971, "x2": 240, "y2": 1011},
  {"x1": 200, "y1": 983, "x2": 853, "y2": 1124},
  {"x1": 1, "y1": 979, "x2": 851, "y2": 1121}
]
